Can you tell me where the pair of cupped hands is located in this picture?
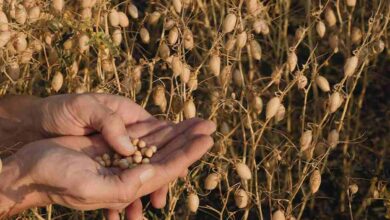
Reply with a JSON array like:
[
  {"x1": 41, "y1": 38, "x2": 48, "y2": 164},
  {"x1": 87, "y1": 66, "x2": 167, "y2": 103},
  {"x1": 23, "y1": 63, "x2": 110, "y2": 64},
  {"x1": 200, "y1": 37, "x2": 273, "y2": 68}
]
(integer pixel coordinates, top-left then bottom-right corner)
[{"x1": 0, "y1": 94, "x2": 215, "y2": 219}]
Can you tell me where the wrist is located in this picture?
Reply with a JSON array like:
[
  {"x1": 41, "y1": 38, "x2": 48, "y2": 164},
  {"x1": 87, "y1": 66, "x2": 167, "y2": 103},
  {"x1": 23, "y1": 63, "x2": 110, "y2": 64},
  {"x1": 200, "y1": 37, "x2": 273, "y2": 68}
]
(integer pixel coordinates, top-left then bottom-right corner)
[{"x1": 0, "y1": 155, "x2": 48, "y2": 217}]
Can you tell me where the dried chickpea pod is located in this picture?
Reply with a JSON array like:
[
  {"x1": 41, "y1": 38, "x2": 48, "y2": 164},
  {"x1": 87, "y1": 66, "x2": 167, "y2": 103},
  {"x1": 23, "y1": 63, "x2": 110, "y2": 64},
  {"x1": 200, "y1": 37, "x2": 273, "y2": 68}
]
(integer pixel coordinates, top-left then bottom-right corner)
[
  {"x1": 7, "y1": 61, "x2": 20, "y2": 80},
  {"x1": 327, "y1": 129, "x2": 339, "y2": 148},
  {"x1": 349, "y1": 184, "x2": 358, "y2": 195},
  {"x1": 171, "y1": 56, "x2": 183, "y2": 76},
  {"x1": 234, "y1": 32, "x2": 246, "y2": 49},
  {"x1": 159, "y1": 41, "x2": 170, "y2": 60},
  {"x1": 316, "y1": 21, "x2": 326, "y2": 38},
  {"x1": 234, "y1": 189, "x2": 248, "y2": 208},
  {"x1": 329, "y1": 34, "x2": 339, "y2": 52},
  {"x1": 52, "y1": 0, "x2": 64, "y2": 12},
  {"x1": 250, "y1": 39, "x2": 262, "y2": 60},
  {"x1": 287, "y1": 51, "x2": 298, "y2": 72},
  {"x1": 204, "y1": 173, "x2": 220, "y2": 190},
  {"x1": 140, "y1": 27, "x2": 150, "y2": 44},
  {"x1": 252, "y1": 19, "x2": 261, "y2": 34},
  {"x1": 235, "y1": 162, "x2": 252, "y2": 180},
  {"x1": 346, "y1": 0, "x2": 356, "y2": 7},
  {"x1": 328, "y1": 91, "x2": 343, "y2": 113},
  {"x1": 344, "y1": 56, "x2": 358, "y2": 77},
  {"x1": 128, "y1": 3, "x2": 138, "y2": 19},
  {"x1": 109, "y1": 9, "x2": 120, "y2": 27},
  {"x1": 153, "y1": 85, "x2": 167, "y2": 111},
  {"x1": 75, "y1": 85, "x2": 87, "y2": 94},
  {"x1": 222, "y1": 13, "x2": 237, "y2": 34},
  {"x1": 148, "y1": 11, "x2": 161, "y2": 25},
  {"x1": 233, "y1": 69, "x2": 244, "y2": 87},
  {"x1": 250, "y1": 94, "x2": 263, "y2": 114},
  {"x1": 225, "y1": 36, "x2": 236, "y2": 52},
  {"x1": 0, "y1": 11, "x2": 9, "y2": 31},
  {"x1": 351, "y1": 27, "x2": 362, "y2": 44},
  {"x1": 15, "y1": 4, "x2": 27, "y2": 24},
  {"x1": 325, "y1": 8, "x2": 337, "y2": 27},
  {"x1": 78, "y1": 34, "x2": 90, "y2": 53},
  {"x1": 266, "y1": 97, "x2": 281, "y2": 119},
  {"x1": 275, "y1": 104, "x2": 286, "y2": 122},
  {"x1": 28, "y1": 6, "x2": 40, "y2": 23},
  {"x1": 183, "y1": 28, "x2": 194, "y2": 50},
  {"x1": 300, "y1": 130, "x2": 313, "y2": 152},
  {"x1": 118, "y1": 12, "x2": 129, "y2": 27},
  {"x1": 172, "y1": 0, "x2": 182, "y2": 13},
  {"x1": 316, "y1": 75, "x2": 331, "y2": 92},
  {"x1": 51, "y1": 71, "x2": 64, "y2": 92},
  {"x1": 209, "y1": 54, "x2": 221, "y2": 77},
  {"x1": 273, "y1": 210, "x2": 286, "y2": 220},
  {"x1": 310, "y1": 169, "x2": 321, "y2": 193},
  {"x1": 295, "y1": 27, "x2": 305, "y2": 41},
  {"x1": 14, "y1": 34, "x2": 27, "y2": 52},
  {"x1": 187, "y1": 193, "x2": 199, "y2": 212},
  {"x1": 246, "y1": 0, "x2": 258, "y2": 14},
  {"x1": 168, "y1": 26, "x2": 179, "y2": 45},
  {"x1": 372, "y1": 40, "x2": 385, "y2": 54},
  {"x1": 297, "y1": 74, "x2": 308, "y2": 89},
  {"x1": 112, "y1": 29, "x2": 122, "y2": 46},
  {"x1": 183, "y1": 99, "x2": 196, "y2": 119},
  {"x1": 220, "y1": 122, "x2": 230, "y2": 135},
  {"x1": 180, "y1": 65, "x2": 191, "y2": 83}
]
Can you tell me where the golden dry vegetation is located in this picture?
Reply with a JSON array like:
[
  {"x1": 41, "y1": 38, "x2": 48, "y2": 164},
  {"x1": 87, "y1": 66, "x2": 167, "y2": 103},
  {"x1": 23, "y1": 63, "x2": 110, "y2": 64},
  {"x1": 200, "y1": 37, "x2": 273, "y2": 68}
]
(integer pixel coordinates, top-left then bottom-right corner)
[{"x1": 0, "y1": 0, "x2": 389, "y2": 219}]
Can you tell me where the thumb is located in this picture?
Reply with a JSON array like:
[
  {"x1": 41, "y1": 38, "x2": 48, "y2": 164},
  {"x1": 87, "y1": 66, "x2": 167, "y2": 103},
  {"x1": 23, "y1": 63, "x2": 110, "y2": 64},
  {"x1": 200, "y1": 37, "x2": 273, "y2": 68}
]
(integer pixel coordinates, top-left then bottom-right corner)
[{"x1": 89, "y1": 103, "x2": 136, "y2": 156}]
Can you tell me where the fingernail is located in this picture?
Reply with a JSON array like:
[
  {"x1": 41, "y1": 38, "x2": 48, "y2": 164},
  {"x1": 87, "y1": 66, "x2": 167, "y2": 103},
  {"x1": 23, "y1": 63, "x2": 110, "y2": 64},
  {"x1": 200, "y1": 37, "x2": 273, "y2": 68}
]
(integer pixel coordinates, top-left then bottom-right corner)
[
  {"x1": 140, "y1": 167, "x2": 155, "y2": 184},
  {"x1": 118, "y1": 136, "x2": 135, "y2": 155}
]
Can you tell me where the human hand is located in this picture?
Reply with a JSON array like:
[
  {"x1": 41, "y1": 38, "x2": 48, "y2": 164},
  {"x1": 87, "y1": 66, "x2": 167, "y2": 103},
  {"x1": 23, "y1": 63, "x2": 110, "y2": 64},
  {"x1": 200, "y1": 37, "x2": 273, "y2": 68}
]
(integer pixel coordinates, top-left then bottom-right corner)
[
  {"x1": 31, "y1": 93, "x2": 156, "y2": 156},
  {"x1": 0, "y1": 118, "x2": 215, "y2": 219}
]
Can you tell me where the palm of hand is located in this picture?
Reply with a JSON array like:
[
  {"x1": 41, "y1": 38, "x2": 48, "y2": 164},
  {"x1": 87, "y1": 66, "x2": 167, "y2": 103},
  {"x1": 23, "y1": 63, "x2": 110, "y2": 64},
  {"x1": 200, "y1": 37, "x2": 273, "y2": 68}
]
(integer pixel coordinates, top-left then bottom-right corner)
[{"x1": 13, "y1": 118, "x2": 215, "y2": 212}]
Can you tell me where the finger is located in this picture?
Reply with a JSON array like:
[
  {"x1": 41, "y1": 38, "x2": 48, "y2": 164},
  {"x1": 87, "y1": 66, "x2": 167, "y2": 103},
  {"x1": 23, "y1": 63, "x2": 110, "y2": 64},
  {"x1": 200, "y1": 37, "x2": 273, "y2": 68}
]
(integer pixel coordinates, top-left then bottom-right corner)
[
  {"x1": 125, "y1": 199, "x2": 143, "y2": 220},
  {"x1": 135, "y1": 135, "x2": 214, "y2": 198},
  {"x1": 91, "y1": 93, "x2": 155, "y2": 123},
  {"x1": 54, "y1": 120, "x2": 172, "y2": 157},
  {"x1": 141, "y1": 118, "x2": 204, "y2": 148},
  {"x1": 89, "y1": 102, "x2": 136, "y2": 156},
  {"x1": 152, "y1": 120, "x2": 216, "y2": 161},
  {"x1": 125, "y1": 120, "x2": 172, "y2": 140},
  {"x1": 150, "y1": 185, "x2": 168, "y2": 209},
  {"x1": 105, "y1": 209, "x2": 120, "y2": 220}
]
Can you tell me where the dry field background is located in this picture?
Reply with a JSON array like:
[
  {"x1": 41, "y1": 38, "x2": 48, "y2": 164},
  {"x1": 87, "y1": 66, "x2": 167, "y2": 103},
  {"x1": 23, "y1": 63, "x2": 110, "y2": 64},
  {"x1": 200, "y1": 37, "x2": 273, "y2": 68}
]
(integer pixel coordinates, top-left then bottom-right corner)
[{"x1": 0, "y1": 0, "x2": 389, "y2": 219}]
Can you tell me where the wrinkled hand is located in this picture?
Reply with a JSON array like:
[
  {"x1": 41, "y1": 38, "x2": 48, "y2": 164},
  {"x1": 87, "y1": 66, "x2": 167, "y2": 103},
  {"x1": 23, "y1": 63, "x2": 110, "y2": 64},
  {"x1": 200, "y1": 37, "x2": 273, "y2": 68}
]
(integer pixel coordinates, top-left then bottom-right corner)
[
  {"x1": 32, "y1": 93, "x2": 155, "y2": 156},
  {"x1": 0, "y1": 118, "x2": 215, "y2": 219}
]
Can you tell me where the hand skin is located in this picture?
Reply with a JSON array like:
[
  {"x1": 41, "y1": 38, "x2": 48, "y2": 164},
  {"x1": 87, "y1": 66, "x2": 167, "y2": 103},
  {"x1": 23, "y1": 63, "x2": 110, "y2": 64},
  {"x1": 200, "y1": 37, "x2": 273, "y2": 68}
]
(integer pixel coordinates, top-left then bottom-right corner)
[
  {"x1": 0, "y1": 93, "x2": 155, "y2": 156},
  {"x1": 0, "y1": 93, "x2": 164, "y2": 216},
  {"x1": 0, "y1": 118, "x2": 216, "y2": 219}
]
